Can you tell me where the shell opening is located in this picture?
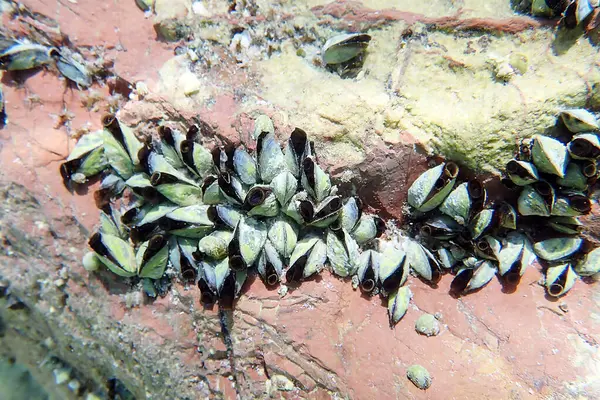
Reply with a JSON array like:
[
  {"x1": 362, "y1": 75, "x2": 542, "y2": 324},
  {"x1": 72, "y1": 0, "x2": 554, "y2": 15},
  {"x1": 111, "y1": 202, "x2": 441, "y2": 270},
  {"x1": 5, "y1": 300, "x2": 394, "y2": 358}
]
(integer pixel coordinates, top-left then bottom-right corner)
[
  {"x1": 505, "y1": 271, "x2": 520, "y2": 285},
  {"x1": 582, "y1": 161, "x2": 597, "y2": 178},
  {"x1": 187, "y1": 125, "x2": 199, "y2": 140},
  {"x1": 476, "y1": 239, "x2": 490, "y2": 252},
  {"x1": 549, "y1": 283, "x2": 564, "y2": 296},
  {"x1": 246, "y1": 187, "x2": 268, "y2": 207},
  {"x1": 444, "y1": 162, "x2": 459, "y2": 179},
  {"x1": 569, "y1": 196, "x2": 591, "y2": 214},
  {"x1": 121, "y1": 208, "x2": 139, "y2": 226},
  {"x1": 229, "y1": 255, "x2": 247, "y2": 271},
  {"x1": 468, "y1": 180, "x2": 484, "y2": 199},
  {"x1": 534, "y1": 181, "x2": 553, "y2": 196},
  {"x1": 266, "y1": 273, "x2": 279, "y2": 286},
  {"x1": 360, "y1": 279, "x2": 376, "y2": 293},
  {"x1": 180, "y1": 139, "x2": 193, "y2": 154},
  {"x1": 149, "y1": 234, "x2": 166, "y2": 250}
]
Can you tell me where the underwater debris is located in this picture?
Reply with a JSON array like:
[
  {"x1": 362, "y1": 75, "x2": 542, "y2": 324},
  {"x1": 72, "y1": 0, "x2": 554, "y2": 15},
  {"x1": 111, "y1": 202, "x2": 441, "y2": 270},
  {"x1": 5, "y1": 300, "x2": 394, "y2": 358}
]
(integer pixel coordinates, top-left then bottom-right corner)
[{"x1": 63, "y1": 104, "x2": 599, "y2": 326}]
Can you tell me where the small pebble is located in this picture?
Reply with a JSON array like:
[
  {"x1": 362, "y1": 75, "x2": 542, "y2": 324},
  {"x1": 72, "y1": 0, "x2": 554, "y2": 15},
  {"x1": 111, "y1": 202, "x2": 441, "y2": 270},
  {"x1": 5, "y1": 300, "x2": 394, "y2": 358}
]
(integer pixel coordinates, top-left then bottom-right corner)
[
  {"x1": 53, "y1": 368, "x2": 71, "y2": 385},
  {"x1": 82, "y1": 252, "x2": 101, "y2": 272},
  {"x1": 407, "y1": 365, "x2": 432, "y2": 390}
]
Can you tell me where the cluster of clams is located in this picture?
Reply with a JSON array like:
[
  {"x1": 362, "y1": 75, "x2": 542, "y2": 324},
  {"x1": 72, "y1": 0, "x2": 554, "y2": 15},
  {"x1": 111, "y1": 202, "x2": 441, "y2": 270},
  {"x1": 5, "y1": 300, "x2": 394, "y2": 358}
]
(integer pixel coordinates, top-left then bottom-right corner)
[
  {"x1": 63, "y1": 108, "x2": 599, "y2": 327},
  {"x1": 405, "y1": 108, "x2": 600, "y2": 301},
  {"x1": 0, "y1": 36, "x2": 92, "y2": 87}
]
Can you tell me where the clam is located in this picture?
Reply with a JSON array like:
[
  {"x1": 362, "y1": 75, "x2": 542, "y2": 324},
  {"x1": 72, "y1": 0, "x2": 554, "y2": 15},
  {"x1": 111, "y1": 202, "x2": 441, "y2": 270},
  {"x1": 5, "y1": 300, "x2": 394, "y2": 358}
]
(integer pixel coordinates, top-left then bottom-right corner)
[
  {"x1": 338, "y1": 197, "x2": 362, "y2": 232},
  {"x1": 378, "y1": 247, "x2": 409, "y2": 293},
  {"x1": 180, "y1": 139, "x2": 213, "y2": 179},
  {"x1": 158, "y1": 126, "x2": 185, "y2": 169},
  {"x1": 170, "y1": 237, "x2": 198, "y2": 282},
  {"x1": 551, "y1": 192, "x2": 591, "y2": 216},
  {"x1": 388, "y1": 286, "x2": 412, "y2": 326},
  {"x1": 271, "y1": 170, "x2": 298, "y2": 207},
  {"x1": 88, "y1": 232, "x2": 168, "y2": 279},
  {"x1": 356, "y1": 250, "x2": 380, "y2": 293},
  {"x1": 198, "y1": 261, "x2": 218, "y2": 305},
  {"x1": 469, "y1": 208, "x2": 496, "y2": 240},
  {"x1": 0, "y1": 43, "x2": 55, "y2": 70},
  {"x1": 301, "y1": 156, "x2": 331, "y2": 202},
  {"x1": 474, "y1": 235, "x2": 502, "y2": 261},
  {"x1": 517, "y1": 182, "x2": 555, "y2": 217},
  {"x1": 548, "y1": 216, "x2": 583, "y2": 235},
  {"x1": 533, "y1": 237, "x2": 583, "y2": 261},
  {"x1": 267, "y1": 217, "x2": 298, "y2": 258},
  {"x1": 162, "y1": 205, "x2": 215, "y2": 238},
  {"x1": 150, "y1": 171, "x2": 204, "y2": 206},
  {"x1": 125, "y1": 173, "x2": 163, "y2": 203},
  {"x1": 304, "y1": 196, "x2": 343, "y2": 228},
  {"x1": 327, "y1": 228, "x2": 360, "y2": 277},
  {"x1": 405, "y1": 239, "x2": 439, "y2": 282},
  {"x1": 350, "y1": 214, "x2": 386, "y2": 244},
  {"x1": 198, "y1": 231, "x2": 232, "y2": 260},
  {"x1": 323, "y1": 33, "x2": 371, "y2": 65},
  {"x1": 545, "y1": 263, "x2": 577, "y2": 297},
  {"x1": 201, "y1": 176, "x2": 223, "y2": 204},
  {"x1": 256, "y1": 240, "x2": 284, "y2": 286},
  {"x1": 439, "y1": 180, "x2": 486, "y2": 225},
  {"x1": 421, "y1": 215, "x2": 462, "y2": 240},
  {"x1": 285, "y1": 235, "x2": 327, "y2": 283},
  {"x1": 210, "y1": 204, "x2": 242, "y2": 229},
  {"x1": 218, "y1": 171, "x2": 246, "y2": 205},
  {"x1": 257, "y1": 131, "x2": 287, "y2": 183},
  {"x1": 574, "y1": 248, "x2": 600, "y2": 276},
  {"x1": 233, "y1": 147, "x2": 258, "y2": 185},
  {"x1": 437, "y1": 246, "x2": 465, "y2": 269},
  {"x1": 496, "y1": 201, "x2": 517, "y2": 230},
  {"x1": 244, "y1": 185, "x2": 279, "y2": 217},
  {"x1": 214, "y1": 258, "x2": 247, "y2": 309},
  {"x1": 284, "y1": 128, "x2": 312, "y2": 178},
  {"x1": 60, "y1": 131, "x2": 107, "y2": 185},
  {"x1": 408, "y1": 162, "x2": 458, "y2": 212},
  {"x1": 556, "y1": 162, "x2": 589, "y2": 190},
  {"x1": 497, "y1": 232, "x2": 536, "y2": 283},
  {"x1": 531, "y1": 135, "x2": 569, "y2": 178},
  {"x1": 567, "y1": 133, "x2": 600, "y2": 160},
  {"x1": 52, "y1": 49, "x2": 92, "y2": 87},
  {"x1": 228, "y1": 217, "x2": 267, "y2": 271},
  {"x1": 451, "y1": 260, "x2": 496, "y2": 293},
  {"x1": 560, "y1": 109, "x2": 599, "y2": 133},
  {"x1": 252, "y1": 114, "x2": 275, "y2": 140},
  {"x1": 505, "y1": 160, "x2": 539, "y2": 186}
]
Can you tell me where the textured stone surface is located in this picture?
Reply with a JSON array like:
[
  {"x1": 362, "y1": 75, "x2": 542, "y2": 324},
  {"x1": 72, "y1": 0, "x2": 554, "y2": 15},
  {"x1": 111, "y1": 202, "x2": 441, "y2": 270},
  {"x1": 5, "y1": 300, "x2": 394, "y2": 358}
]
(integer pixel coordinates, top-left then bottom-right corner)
[{"x1": 0, "y1": 0, "x2": 599, "y2": 399}]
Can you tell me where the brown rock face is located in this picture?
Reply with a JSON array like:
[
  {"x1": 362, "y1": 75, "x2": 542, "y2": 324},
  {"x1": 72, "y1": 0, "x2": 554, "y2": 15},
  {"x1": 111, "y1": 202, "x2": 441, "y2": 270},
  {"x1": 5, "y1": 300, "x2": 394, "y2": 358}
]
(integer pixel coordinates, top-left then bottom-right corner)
[{"x1": 1, "y1": 1, "x2": 599, "y2": 399}]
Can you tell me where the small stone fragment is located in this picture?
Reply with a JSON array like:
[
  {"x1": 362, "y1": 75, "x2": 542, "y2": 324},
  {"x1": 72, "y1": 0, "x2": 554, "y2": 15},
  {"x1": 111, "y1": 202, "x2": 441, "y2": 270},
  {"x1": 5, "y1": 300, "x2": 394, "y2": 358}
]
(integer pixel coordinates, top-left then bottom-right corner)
[
  {"x1": 82, "y1": 251, "x2": 101, "y2": 272},
  {"x1": 68, "y1": 379, "x2": 81, "y2": 392},
  {"x1": 269, "y1": 374, "x2": 294, "y2": 391},
  {"x1": 53, "y1": 367, "x2": 71, "y2": 385},
  {"x1": 407, "y1": 364, "x2": 432, "y2": 390},
  {"x1": 415, "y1": 313, "x2": 440, "y2": 336}
]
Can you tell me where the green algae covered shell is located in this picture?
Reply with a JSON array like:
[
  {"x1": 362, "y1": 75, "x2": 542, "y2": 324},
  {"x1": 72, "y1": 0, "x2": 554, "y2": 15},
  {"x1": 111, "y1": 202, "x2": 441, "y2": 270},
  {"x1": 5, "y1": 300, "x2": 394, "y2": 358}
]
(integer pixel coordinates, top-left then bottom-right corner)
[{"x1": 407, "y1": 163, "x2": 458, "y2": 212}]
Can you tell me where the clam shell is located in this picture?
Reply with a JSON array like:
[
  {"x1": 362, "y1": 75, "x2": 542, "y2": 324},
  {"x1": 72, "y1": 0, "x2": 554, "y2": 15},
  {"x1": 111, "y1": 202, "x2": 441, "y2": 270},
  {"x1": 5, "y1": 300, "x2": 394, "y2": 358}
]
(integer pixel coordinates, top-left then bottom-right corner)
[
  {"x1": 301, "y1": 156, "x2": 331, "y2": 202},
  {"x1": 506, "y1": 160, "x2": 539, "y2": 186},
  {"x1": 415, "y1": 314, "x2": 440, "y2": 337},
  {"x1": 338, "y1": 197, "x2": 361, "y2": 232},
  {"x1": 245, "y1": 185, "x2": 279, "y2": 217},
  {"x1": 271, "y1": 171, "x2": 298, "y2": 207},
  {"x1": 388, "y1": 286, "x2": 412, "y2": 326},
  {"x1": 0, "y1": 43, "x2": 54, "y2": 70},
  {"x1": 257, "y1": 240, "x2": 284, "y2": 286},
  {"x1": 517, "y1": 184, "x2": 553, "y2": 217},
  {"x1": 252, "y1": 114, "x2": 275, "y2": 140},
  {"x1": 439, "y1": 182, "x2": 471, "y2": 225},
  {"x1": 379, "y1": 247, "x2": 408, "y2": 292},
  {"x1": 531, "y1": 135, "x2": 569, "y2": 178},
  {"x1": 284, "y1": 127, "x2": 311, "y2": 177},
  {"x1": 286, "y1": 235, "x2": 327, "y2": 282},
  {"x1": 351, "y1": 214, "x2": 385, "y2": 244},
  {"x1": 327, "y1": 229, "x2": 360, "y2": 277},
  {"x1": 421, "y1": 215, "x2": 462, "y2": 239},
  {"x1": 575, "y1": 248, "x2": 600, "y2": 276},
  {"x1": 468, "y1": 209, "x2": 495, "y2": 240},
  {"x1": 88, "y1": 232, "x2": 136, "y2": 277},
  {"x1": 560, "y1": 109, "x2": 599, "y2": 133},
  {"x1": 356, "y1": 250, "x2": 380, "y2": 293},
  {"x1": 407, "y1": 163, "x2": 458, "y2": 212},
  {"x1": 198, "y1": 231, "x2": 232, "y2": 260},
  {"x1": 228, "y1": 217, "x2": 267, "y2": 270},
  {"x1": 465, "y1": 260, "x2": 496, "y2": 292},
  {"x1": 180, "y1": 140, "x2": 213, "y2": 178},
  {"x1": 257, "y1": 132, "x2": 287, "y2": 183},
  {"x1": 545, "y1": 263, "x2": 576, "y2": 297},
  {"x1": 556, "y1": 163, "x2": 589, "y2": 190},
  {"x1": 533, "y1": 237, "x2": 583, "y2": 261},
  {"x1": 548, "y1": 216, "x2": 583, "y2": 235},
  {"x1": 567, "y1": 133, "x2": 600, "y2": 160},
  {"x1": 322, "y1": 33, "x2": 371, "y2": 65},
  {"x1": 135, "y1": 236, "x2": 169, "y2": 279},
  {"x1": 233, "y1": 147, "x2": 258, "y2": 185},
  {"x1": 267, "y1": 217, "x2": 298, "y2": 258},
  {"x1": 54, "y1": 51, "x2": 92, "y2": 87},
  {"x1": 405, "y1": 239, "x2": 437, "y2": 281}
]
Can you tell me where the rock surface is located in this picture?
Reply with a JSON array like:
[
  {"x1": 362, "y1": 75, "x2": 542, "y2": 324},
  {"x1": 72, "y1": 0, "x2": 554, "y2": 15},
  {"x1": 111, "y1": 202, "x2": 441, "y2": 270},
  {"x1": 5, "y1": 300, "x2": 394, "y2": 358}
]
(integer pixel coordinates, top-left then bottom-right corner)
[{"x1": 0, "y1": 0, "x2": 599, "y2": 399}]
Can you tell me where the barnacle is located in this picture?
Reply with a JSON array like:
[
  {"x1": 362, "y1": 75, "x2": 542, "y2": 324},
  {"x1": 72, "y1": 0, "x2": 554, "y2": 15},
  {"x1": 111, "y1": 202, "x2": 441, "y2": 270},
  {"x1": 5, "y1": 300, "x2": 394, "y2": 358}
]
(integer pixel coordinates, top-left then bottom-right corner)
[{"x1": 63, "y1": 106, "x2": 600, "y2": 328}]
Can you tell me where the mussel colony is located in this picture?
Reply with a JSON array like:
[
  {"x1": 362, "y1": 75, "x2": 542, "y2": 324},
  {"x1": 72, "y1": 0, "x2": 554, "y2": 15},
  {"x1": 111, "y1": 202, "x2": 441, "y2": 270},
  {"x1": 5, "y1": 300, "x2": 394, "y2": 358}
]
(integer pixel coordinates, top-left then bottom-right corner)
[
  {"x1": 62, "y1": 109, "x2": 600, "y2": 326},
  {"x1": 529, "y1": 0, "x2": 599, "y2": 31}
]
